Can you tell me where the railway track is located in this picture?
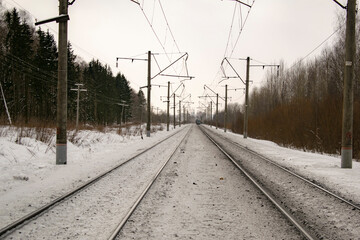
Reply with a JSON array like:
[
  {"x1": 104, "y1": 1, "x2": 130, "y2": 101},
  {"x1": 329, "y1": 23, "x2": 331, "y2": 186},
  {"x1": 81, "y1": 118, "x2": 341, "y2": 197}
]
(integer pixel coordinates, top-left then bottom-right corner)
[
  {"x1": 200, "y1": 125, "x2": 360, "y2": 240},
  {"x1": 107, "y1": 125, "x2": 192, "y2": 240},
  {"x1": 0, "y1": 125, "x2": 191, "y2": 239},
  {"x1": 115, "y1": 124, "x2": 306, "y2": 239}
]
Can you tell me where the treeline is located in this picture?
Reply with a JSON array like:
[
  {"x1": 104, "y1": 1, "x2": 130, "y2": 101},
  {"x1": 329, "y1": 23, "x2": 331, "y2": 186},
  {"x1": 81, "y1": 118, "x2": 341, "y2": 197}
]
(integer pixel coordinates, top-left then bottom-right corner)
[
  {"x1": 245, "y1": 19, "x2": 360, "y2": 158},
  {"x1": 0, "y1": 7, "x2": 146, "y2": 126}
]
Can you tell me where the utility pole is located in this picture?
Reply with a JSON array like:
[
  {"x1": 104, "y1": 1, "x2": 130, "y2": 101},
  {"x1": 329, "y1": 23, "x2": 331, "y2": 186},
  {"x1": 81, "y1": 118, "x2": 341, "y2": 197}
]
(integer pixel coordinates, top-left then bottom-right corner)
[
  {"x1": 341, "y1": 0, "x2": 356, "y2": 168},
  {"x1": 179, "y1": 100, "x2": 182, "y2": 127},
  {"x1": 117, "y1": 101, "x2": 129, "y2": 126},
  {"x1": 173, "y1": 94, "x2": 176, "y2": 129},
  {"x1": 243, "y1": 57, "x2": 250, "y2": 139},
  {"x1": 167, "y1": 81, "x2": 170, "y2": 131},
  {"x1": 146, "y1": 51, "x2": 151, "y2": 137},
  {"x1": 216, "y1": 93, "x2": 219, "y2": 129},
  {"x1": 56, "y1": 0, "x2": 68, "y2": 164},
  {"x1": 224, "y1": 84, "x2": 228, "y2": 132},
  {"x1": 70, "y1": 84, "x2": 87, "y2": 129},
  {"x1": 183, "y1": 105, "x2": 186, "y2": 124},
  {"x1": 210, "y1": 101, "x2": 213, "y2": 126},
  {"x1": 0, "y1": 80, "x2": 11, "y2": 125},
  {"x1": 35, "y1": 1, "x2": 72, "y2": 164}
]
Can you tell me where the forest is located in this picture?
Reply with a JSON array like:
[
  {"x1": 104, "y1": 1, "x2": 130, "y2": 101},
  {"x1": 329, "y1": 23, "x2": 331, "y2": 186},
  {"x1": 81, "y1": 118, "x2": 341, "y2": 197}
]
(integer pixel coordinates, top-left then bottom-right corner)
[
  {"x1": 212, "y1": 15, "x2": 360, "y2": 159},
  {"x1": 0, "y1": 7, "x2": 146, "y2": 127}
]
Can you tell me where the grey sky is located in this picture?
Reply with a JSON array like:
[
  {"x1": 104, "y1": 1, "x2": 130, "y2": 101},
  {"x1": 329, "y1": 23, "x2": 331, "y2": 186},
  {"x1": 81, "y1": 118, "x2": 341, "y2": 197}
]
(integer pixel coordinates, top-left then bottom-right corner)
[{"x1": 2, "y1": 0, "x2": 346, "y2": 113}]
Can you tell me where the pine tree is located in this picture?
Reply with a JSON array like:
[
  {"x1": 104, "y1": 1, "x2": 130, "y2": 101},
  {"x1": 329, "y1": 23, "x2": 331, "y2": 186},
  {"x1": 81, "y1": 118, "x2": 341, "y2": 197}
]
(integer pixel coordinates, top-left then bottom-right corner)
[
  {"x1": 33, "y1": 28, "x2": 57, "y2": 120},
  {"x1": 4, "y1": 8, "x2": 34, "y2": 122}
]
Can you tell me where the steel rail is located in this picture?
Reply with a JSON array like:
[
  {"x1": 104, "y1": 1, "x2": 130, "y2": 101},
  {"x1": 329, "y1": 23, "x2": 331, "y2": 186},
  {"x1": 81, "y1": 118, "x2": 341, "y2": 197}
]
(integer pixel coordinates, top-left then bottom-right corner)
[
  {"x1": 203, "y1": 126, "x2": 360, "y2": 211},
  {"x1": 199, "y1": 126, "x2": 317, "y2": 240},
  {"x1": 0, "y1": 126, "x2": 189, "y2": 238},
  {"x1": 108, "y1": 125, "x2": 192, "y2": 239}
]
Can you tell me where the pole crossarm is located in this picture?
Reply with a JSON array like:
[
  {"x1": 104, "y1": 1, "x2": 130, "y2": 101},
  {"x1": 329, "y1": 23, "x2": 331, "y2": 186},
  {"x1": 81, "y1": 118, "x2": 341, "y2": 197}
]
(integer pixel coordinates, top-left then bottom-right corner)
[
  {"x1": 250, "y1": 64, "x2": 280, "y2": 68},
  {"x1": 129, "y1": 0, "x2": 140, "y2": 5},
  {"x1": 198, "y1": 94, "x2": 216, "y2": 104},
  {"x1": 232, "y1": 0, "x2": 252, "y2": 8},
  {"x1": 228, "y1": 88, "x2": 244, "y2": 91},
  {"x1": 116, "y1": 103, "x2": 129, "y2": 107},
  {"x1": 221, "y1": 58, "x2": 245, "y2": 84},
  {"x1": 151, "y1": 53, "x2": 188, "y2": 80},
  {"x1": 152, "y1": 84, "x2": 168, "y2": 88},
  {"x1": 116, "y1": 57, "x2": 148, "y2": 62},
  {"x1": 332, "y1": 0, "x2": 347, "y2": 9},
  {"x1": 181, "y1": 93, "x2": 191, "y2": 101},
  {"x1": 159, "y1": 74, "x2": 195, "y2": 79},
  {"x1": 35, "y1": 14, "x2": 69, "y2": 26},
  {"x1": 170, "y1": 82, "x2": 184, "y2": 97},
  {"x1": 204, "y1": 85, "x2": 225, "y2": 101}
]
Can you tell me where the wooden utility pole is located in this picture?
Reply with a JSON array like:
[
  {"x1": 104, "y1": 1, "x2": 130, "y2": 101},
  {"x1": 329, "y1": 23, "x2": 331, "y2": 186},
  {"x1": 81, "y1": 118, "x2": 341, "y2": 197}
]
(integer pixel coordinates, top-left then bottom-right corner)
[
  {"x1": 146, "y1": 51, "x2": 151, "y2": 137},
  {"x1": 70, "y1": 84, "x2": 87, "y2": 129},
  {"x1": 167, "y1": 81, "x2": 170, "y2": 131},
  {"x1": 56, "y1": 0, "x2": 68, "y2": 164},
  {"x1": 243, "y1": 57, "x2": 250, "y2": 139},
  {"x1": 341, "y1": 0, "x2": 356, "y2": 168},
  {"x1": 224, "y1": 84, "x2": 228, "y2": 132}
]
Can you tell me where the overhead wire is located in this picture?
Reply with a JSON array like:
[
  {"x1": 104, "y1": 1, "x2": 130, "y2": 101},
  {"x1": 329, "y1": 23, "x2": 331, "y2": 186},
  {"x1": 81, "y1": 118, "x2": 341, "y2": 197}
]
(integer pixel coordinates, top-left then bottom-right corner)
[
  {"x1": 289, "y1": 23, "x2": 344, "y2": 70},
  {"x1": 227, "y1": 0, "x2": 256, "y2": 58},
  {"x1": 137, "y1": 0, "x2": 187, "y2": 77},
  {"x1": 158, "y1": 0, "x2": 180, "y2": 53}
]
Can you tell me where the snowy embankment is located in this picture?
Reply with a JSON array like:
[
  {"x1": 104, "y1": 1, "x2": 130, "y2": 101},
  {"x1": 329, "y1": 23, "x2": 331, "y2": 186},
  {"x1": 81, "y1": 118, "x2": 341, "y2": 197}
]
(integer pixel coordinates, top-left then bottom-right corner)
[
  {"x1": 0, "y1": 123, "x2": 359, "y2": 229},
  {"x1": 0, "y1": 124, "x2": 180, "y2": 228},
  {"x1": 204, "y1": 125, "x2": 360, "y2": 204}
]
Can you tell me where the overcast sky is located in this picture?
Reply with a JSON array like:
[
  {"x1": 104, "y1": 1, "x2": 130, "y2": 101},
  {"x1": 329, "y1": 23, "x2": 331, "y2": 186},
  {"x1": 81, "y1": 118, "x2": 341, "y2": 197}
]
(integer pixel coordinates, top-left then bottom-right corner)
[{"x1": 2, "y1": 0, "x2": 346, "y2": 114}]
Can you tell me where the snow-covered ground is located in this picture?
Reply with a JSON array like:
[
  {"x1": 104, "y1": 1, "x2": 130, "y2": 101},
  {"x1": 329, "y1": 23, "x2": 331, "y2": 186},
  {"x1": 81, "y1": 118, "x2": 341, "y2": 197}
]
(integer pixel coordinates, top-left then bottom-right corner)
[
  {"x1": 0, "y1": 123, "x2": 359, "y2": 231},
  {"x1": 0, "y1": 124, "x2": 182, "y2": 229},
  {"x1": 204, "y1": 125, "x2": 360, "y2": 204}
]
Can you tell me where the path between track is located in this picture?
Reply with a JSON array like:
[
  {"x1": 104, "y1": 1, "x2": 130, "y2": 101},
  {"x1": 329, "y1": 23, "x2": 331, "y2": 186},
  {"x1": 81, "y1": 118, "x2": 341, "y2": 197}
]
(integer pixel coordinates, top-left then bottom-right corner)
[{"x1": 117, "y1": 125, "x2": 303, "y2": 239}]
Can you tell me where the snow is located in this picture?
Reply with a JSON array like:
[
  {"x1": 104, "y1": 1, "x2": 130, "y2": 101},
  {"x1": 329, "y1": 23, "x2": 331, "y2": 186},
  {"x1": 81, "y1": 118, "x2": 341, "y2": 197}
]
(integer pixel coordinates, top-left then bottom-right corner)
[
  {"x1": 0, "y1": 124, "x2": 181, "y2": 229},
  {"x1": 0, "y1": 123, "x2": 359, "y2": 232},
  {"x1": 204, "y1": 125, "x2": 360, "y2": 204}
]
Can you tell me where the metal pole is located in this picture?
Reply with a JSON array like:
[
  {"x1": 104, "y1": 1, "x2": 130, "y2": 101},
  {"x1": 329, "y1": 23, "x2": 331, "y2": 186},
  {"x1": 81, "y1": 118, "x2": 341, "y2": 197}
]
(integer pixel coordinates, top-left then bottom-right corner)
[
  {"x1": 56, "y1": 0, "x2": 68, "y2": 164},
  {"x1": 244, "y1": 57, "x2": 250, "y2": 139},
  {"x1": 173, "y1": 94, "x2": 176, "y2": 129},
  {"x1": 167, "y1": 81, "x2": 170, "y2": 131},
  {"x1": 183, "y1": 105, "x2": 185, "y2": 124},
  {"x1": 341, "y1": 0, "x2": 356, "y2": 168},
  {"x1": 146, "y1": 51, "x2": 151, "y2": 137},
  {"x1": 224, "y1": 84, "x2": 228, "y2": 132},
  {"x1": 179, "y1": 100, "x2": 181, "y2": 127},
  {"x1": 76, "y1": 84, "x2": 80, "y2": 129},
  {"x1": 210, "y1": 101, "x2": 212, "y2": 127},
  {"x1": 216, "y1": 93, "x2": 218, "y2": 129}
]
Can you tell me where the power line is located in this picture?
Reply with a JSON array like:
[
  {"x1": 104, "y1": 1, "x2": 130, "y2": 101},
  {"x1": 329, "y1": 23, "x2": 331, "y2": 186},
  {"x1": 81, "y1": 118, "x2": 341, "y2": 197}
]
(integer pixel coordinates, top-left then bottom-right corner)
[
  {"x1": 223, "y1": 4, "x2": 237, "y2": 59},
  {"x1": 158, "y1": 0, "x2": 180, "y2": 53},
  {"x1": 223, "y1": 0, "x2": 256, "y2": 58},
  {"x1": 289, "y1": 24, "x2": 343, "y2": 70},
  {"x1": 227, "y1": 0, "x2": 256, "y2": 58}
]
